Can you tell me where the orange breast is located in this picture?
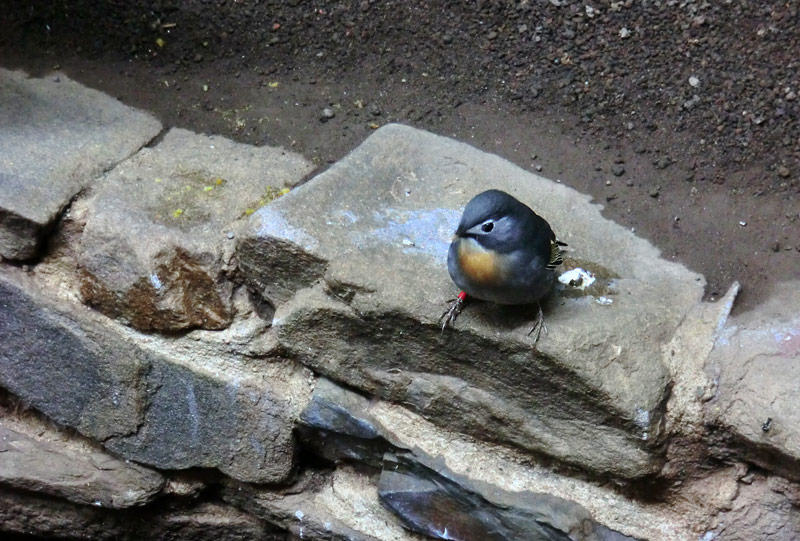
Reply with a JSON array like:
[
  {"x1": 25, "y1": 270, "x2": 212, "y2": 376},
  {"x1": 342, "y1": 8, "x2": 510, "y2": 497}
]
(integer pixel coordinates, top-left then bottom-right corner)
[{"x1": 458, "y1": 241, "x2": 502, "y2": 285}]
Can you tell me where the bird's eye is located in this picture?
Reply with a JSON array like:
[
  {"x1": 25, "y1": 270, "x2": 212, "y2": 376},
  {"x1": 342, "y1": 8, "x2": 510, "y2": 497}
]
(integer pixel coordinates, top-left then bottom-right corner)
[{"x1": 481, "y1": 221, "x2": 494, "y2": 233}]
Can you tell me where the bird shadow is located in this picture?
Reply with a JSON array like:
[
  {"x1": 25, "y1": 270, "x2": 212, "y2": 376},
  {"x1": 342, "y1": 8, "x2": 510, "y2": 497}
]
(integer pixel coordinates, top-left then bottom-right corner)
[{"x1": 463, "y1": 293, "x2": 559, "y2": 333}]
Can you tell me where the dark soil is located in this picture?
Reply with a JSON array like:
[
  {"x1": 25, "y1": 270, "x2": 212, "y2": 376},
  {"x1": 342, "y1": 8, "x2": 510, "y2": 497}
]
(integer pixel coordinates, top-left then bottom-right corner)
[{"x1": 2, "y1": 0, "x2": 798, "y2": 313}]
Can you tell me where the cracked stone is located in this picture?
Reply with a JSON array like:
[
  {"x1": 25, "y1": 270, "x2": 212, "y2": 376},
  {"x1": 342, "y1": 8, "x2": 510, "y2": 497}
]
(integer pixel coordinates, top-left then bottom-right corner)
[
  {"x1": 0, "y1": 68, "x2": 162, "y2": 260},
  {"x1": 77, "y1": 128, "x2": 314, "y2": 332}
]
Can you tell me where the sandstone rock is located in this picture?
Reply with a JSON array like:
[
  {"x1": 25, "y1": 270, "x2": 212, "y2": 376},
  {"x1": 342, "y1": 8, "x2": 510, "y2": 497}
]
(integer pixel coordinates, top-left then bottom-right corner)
[
  {"x1": 0, "y1": 68, "x2": 161, "y2": 260},
  {"x1": 705, "y1": 281, "x2": 800, "y2": 482},
  {"x1": 0, "y1": 411, "x2": 165, "y2": 509},
  {"x1": 77, "y1": 127, "x2": 314, "y2": 331},
  {"x1": 239, "y1": 123, "x2": 706, "y2": 479},
  {"x1": 660, "y1": 284, "x2": 739, "y2": 479},
  {"x1": 711, "y1": 472, "x2": 800, "y2": 540},
  {"x1": 0, "y1": 489, "x2": 282, "y2": 541},
  {"x1": 0, "y1": 270, "x2": 303, "y2": 483},
  {"x1": 223, "y1": 467, "x2": 421, "y2": 541}
]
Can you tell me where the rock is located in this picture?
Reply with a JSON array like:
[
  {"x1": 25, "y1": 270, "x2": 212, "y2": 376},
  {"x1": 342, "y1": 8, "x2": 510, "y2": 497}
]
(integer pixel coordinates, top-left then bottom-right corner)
[
  {"x1": 683, "y1": 95, "x2": 701, "y2": 110},
  {"x1": 0, "y1": 490, "x2": 282, "y2": 541},
  {"x1": 223, "y1": 467, "x2": 413, "y2": 541},
  {"x1": 611, "y1": 163, "x2": 626, "y2": 176},
  {"x1": 77, "y1": 128, "x2": 314, "y2": 332},
  {"x1": 0, "y1": 68, "x2": 161, "y2": 260},
  {"x1": 0, "y1": 271, "x2": 148, "y2": 440},
  {"x1": 321, "y1": 107, "x2": 336, "y2": 121},
  {"x1": 102, "y1": 342, "x2": 301, "y2": 484},
  {"x1": 297, "y1": 378, "x2": 677, "y2": 539},
  {"x1": 0, "y1": 270, "x2": 303, "y2": 483},
  {"x1": 297, "y1": 378, "x2": 401, "y2": 468},
  {"x1": 710, "y1": 472, "x2": 800, "y2": 540},
  {"x1": 777, "y1": 165, "x2": 791, "y2": 178},
  {"x1": 378, "y1": 451, "x2": 638, "y2": 541},
  {"x1": 704, "y1": 280, "x2": 800, "y2": 482},
  {"x1": 0, "y1": 411, "x2": 165, "y2": 508},
  {"x1": 656, "y1": 157, "x2": 672, "y2": 169},
  {"x1": 239, "y1": 124, "x2": 706, "y2": 479}
]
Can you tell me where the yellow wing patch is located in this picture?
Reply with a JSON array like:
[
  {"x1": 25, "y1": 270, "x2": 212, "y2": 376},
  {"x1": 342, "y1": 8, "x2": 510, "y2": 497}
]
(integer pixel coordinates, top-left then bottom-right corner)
[
  {"x1": 458, "y1": 241, "x2": 502, "y2": 285},
  {"x1": 547, "y1": 240, "x2": 566, "y2": 270}
]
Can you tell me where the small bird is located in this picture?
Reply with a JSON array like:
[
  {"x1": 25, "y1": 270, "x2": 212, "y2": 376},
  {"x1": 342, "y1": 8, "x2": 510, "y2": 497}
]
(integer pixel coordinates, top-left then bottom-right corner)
[{"x1": 440, "y1": 189, "x2": 566, "y2": 342}]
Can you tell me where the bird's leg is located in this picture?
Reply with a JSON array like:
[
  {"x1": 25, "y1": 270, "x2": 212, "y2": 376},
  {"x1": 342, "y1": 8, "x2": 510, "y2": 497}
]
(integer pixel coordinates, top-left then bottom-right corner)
[
  {"x1": 527, "y1": 302, "x2": 548, "y2": 344},
  {"x1": 439, "y1": 291, "x2": 468, "y2": 332}
]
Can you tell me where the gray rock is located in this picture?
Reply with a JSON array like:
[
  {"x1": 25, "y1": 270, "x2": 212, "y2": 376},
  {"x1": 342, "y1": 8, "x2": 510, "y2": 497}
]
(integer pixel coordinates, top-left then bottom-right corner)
[
  {"x1": 78, "y1": 127, "x2": 314, "y2": 332},
  {"x1": 0, "y1": 490, "x2": 282, "y2": 541},
  {"x1": 0, "y1": 413, "x2": 165, "y2": 508},
  {"x1": 378, "y1": 451, "x2": 638, "y2": 541},
  {"x1": 239, "y1": 124, "x2": 705, "y2": 478},
  {"x1": 705, "y1": 281, "x2": 800, "y2": 481},
  {"x1": 297, "y1": 378, "x2": 403, "y2": 468},
  {"x1": 0, "y1": 271, "x2": 148, "y2": 440},
  {"x1": 0, "y1": 68, "x2": 162, "y2": 260},
  {"x1": 298, "y1": 379, "x2": 639, "y2": 540},
  {"x1": 223, "y1": 467, "x2": 422, "y2": 541},
  {"x1": 0, "y1": 270, "x2": 301, "y2": 483}
]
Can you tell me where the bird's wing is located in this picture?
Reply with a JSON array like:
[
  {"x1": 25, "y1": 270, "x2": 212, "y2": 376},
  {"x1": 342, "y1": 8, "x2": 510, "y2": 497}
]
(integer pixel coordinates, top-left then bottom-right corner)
[{"x1": 546, "y1": 239, "x2": 567, "y2": 270}]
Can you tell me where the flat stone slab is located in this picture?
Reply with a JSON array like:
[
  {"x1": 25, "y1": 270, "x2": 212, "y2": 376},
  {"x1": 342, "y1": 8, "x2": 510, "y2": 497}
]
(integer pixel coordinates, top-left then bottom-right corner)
[
  {"x1": 0, "y1": 411, "x2": 165, "y2": 508},
  {"x1": 0, "y1": 269, "x2": 304, "y2": 483},
  {"x1": 78, "y1": 127, "x2": 314, "y2": 331},
  {"x1": 705, "y1": 280, "x2": 800, "y2": 481},
  {"x1": 238, "y1": 123, "x2": 706, "y2": 479},
  {"x1": 0, "y1": 68, "x2": 162, "y2": 260}
]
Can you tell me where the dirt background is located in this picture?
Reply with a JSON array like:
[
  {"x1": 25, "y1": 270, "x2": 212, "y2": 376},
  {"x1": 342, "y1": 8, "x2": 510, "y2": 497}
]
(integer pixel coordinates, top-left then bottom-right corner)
[{"x1": 2, "y1": 0, "x2": 798, "y2": 314}]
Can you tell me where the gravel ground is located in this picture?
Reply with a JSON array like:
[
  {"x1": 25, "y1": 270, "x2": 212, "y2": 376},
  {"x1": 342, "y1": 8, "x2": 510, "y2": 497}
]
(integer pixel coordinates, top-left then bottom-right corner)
[{"x1": 2, "y1": 0, "x2": 798, "y2": 312}]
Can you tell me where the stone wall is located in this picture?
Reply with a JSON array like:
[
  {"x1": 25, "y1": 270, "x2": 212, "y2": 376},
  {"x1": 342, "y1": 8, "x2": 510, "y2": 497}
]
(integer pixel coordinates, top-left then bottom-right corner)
[{"x1": 1, "y1": 68, "x2": 799, "y2": 540}]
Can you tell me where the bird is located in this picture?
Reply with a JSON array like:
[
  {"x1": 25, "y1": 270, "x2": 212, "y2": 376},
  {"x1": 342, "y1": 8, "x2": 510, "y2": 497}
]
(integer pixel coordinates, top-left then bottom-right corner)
[{"x1": 440, "y1": 189, "x2": 566, "y2": 342}]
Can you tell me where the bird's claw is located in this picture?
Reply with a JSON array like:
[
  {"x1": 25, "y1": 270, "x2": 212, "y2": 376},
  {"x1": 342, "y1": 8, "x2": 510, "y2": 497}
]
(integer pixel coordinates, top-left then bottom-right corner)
[
  {"x1": 527, "y1": 303, "x2": 547, "y2": 345},
  {"x1": 439, "y1": 296, "x2": 466, "y2": 332}
]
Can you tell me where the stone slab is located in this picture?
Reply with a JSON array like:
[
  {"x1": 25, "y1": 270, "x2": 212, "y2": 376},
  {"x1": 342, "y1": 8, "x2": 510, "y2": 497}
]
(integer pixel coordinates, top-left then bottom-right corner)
[
  {"x1": 223, "y1": 467, "x2": 424, "y2": 541},
  {"x1": 0, "y1": 490, "x2": 282, "y2": 541},
  {"x1": 0, "y1": 68, "x2": 162, "y2": 260},
  {"x1": 299, "y1": 378, "x2": 641, "y2": 541},
  {"x1": 297, "y1": 377, "x2": 400, "y2": 468},
  {"x1": 0, "y1": 411, "x2": 165, "y2": 508},
  {"x1": 77, "y1": 127, "x2": 315, "y2": 331},
  {"x1": 0, "y1": 269, "x2": 304, "y2": 483},
  {"x1": 379, "y1": 451, "x2": 637, "y2": 541},
  {"x1": 238, "y1": 123, "x2": 706, "y2": 479},
  {"x1": 705, "y1": 281, "x2": 800, "y2": 481},
  {"x1": 0, "y1": 270, "x2": 149, "y2": 440}
]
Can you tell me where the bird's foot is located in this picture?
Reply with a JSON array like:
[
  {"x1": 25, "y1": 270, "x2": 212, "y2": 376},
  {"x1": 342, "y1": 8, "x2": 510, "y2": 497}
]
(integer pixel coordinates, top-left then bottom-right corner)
[
  {"x1": 527, "y1": 303, "x2": 548, "y2": 345},
  {"x1": 439, "y1": 291, "x2": 468, "y2": 332}
]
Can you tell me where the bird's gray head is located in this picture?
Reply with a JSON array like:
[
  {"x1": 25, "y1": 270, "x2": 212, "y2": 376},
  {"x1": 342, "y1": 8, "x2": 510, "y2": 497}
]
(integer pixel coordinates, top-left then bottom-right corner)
[{"x1": 454, "y1": 189, "x2": 535, "y2": 253}]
